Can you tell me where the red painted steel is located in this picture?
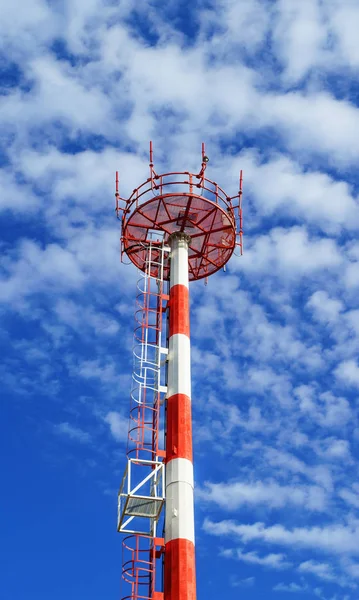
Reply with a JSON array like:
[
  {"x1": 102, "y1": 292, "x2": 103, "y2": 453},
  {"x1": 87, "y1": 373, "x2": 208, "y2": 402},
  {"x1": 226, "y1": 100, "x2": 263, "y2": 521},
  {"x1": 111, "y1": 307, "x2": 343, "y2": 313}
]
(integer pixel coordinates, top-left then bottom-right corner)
[
  {"x1": 164, "y1": 539, "x2": 196, "y2": 600},
  {"x1": 116, "y1": 142, "x2": 243, "y2": 281},
  {"x1": 169, "y1": 284, "x2": 190, "y2": 337},
  {"x1": 166, "y1": 393, "x2": 193, "y2": 463}
]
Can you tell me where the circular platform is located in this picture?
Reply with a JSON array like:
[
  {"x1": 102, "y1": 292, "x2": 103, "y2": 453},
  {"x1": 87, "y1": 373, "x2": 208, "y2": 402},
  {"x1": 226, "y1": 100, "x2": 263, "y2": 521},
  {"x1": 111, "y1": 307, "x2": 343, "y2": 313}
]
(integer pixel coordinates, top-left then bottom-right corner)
[{"x1": 122, "y1": 192, "x2": 237, "y2": 281}]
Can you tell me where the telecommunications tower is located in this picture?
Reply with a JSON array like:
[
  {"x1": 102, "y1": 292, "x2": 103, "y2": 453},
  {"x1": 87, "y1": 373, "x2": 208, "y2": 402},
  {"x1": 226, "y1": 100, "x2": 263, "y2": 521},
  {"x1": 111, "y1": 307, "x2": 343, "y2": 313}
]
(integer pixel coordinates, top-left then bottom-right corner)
[{"x1": 115, "y1": 143, "x2": 243, "y2": 600}]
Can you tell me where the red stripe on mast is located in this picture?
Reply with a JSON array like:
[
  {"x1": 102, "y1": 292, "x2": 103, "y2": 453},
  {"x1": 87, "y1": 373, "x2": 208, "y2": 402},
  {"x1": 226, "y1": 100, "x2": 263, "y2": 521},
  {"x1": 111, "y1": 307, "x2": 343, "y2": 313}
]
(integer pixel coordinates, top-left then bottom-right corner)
[
  {"x1": 169, "y1": 285, "x2": 190, "y2": 336},
  {"x1": 166, "y1": 393, "x2": 193, "y2": 463},
  {"x1": 164, "y1": 539, "x2": 196, "y2": 600}
]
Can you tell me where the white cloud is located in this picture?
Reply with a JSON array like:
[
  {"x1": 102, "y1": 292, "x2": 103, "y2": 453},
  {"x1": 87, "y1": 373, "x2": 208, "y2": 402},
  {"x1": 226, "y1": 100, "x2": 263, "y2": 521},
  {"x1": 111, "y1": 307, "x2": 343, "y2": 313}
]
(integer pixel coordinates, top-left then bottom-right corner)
[
  {"x1": 0, "y1": 0, "x2": 58, "y2": 60},
  {"x1": 104, "y1": 411, "x2": 128, "y2": 443},
  {"x1": 298, "y1": 560, "x2": 356, "y2": 590},
  {"x1": 294, "y1": 386, "x2": 352, "y2": 429},
  {"x1": 240, "y1": 151, "x2": 359, "y2": 234},
  {"x1": 339, "y1": 487, "x2": 359, "y2": 510},
  {"x1": 274, "y1": 581, "x2": 307, "y2": 593},
  {"x1": 298, "y1": 560, "x2": 333, "y2": 580},
  {"x1": 240, "y1": 227, "x2": 342, "y2": 277},
  {"x1": 199, "y1": 480, "x2": 327, "y2": 512},
  {"x1": 78, "y1": 360, "x2": 125, "y2": 386},
  {"x1": 230, "y1": 575, "x2": 255, "y2": 588},
  {"x1": 204, "y1": 518, "x2": 359, "y2": 556},
  {"x1": 0, "y1": 240, "x2": 86, "y2": 307},
  {"x1": 54, "y1": 298, "x2": 119, "y2": 336},
  {"x1": 329, "y1": 3, "x2": 359, "y2": 68},
  {"x1": 0, "y1": 169, "x2": 40, "y2": 213},
  {"x1": 335, "y1": 360, "x2": 359, "y2": 387},
  {"x1": 262, "y1": 90, "x2": 359, "y2": 166},
  {"x1": 321, "y1": 438, "x2": 351, "y2": 461},
  {"x1": 54, "y1": 422, "x2": 91, "y2": 443},
  {"x1": 307, "y1": 291, "x2": 344, "y2": 324},
  {"x1": 229, "y1": 548, "x2": 291, "y2": 569},
  {"x1": 265, "y1": 448, "x2": 334, "y2": 492},
  {"x1": 0, "y1": 225, "x2": 132, "y2": 311},
  {"x1": 273, "y1": 0, "x2": 327, "y2": 84}
]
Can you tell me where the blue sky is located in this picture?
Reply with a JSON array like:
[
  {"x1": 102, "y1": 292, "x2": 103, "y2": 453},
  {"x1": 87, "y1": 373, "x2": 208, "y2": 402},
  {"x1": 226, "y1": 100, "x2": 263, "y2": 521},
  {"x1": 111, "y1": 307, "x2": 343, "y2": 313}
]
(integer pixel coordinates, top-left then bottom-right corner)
[{"x1": 2, "y1": 1, "x2": 359, "y2": 599}]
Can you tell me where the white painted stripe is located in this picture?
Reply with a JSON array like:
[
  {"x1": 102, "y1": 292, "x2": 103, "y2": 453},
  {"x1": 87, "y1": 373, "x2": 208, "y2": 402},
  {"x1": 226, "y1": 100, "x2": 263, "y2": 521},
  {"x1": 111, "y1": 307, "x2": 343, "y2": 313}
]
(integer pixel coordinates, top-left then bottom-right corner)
[
  {"x1": 170, "y1": 243, "x2": 189, "y2": 289},
  {"x1": 167, "y1": 333, "x2": 191, "y2": 398},
  {"x1": 166, "y1": 457, "x2": 194, "y2": 486},
  {"x1": 165, "y1": 459, "x2": 195, "y2": 544}
]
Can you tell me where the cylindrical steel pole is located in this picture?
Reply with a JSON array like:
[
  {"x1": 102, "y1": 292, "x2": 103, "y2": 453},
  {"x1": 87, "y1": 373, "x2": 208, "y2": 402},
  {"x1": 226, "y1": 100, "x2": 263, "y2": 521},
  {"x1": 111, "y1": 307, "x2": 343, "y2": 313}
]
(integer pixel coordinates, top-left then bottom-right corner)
[{"x1": 164, "y1": 232, "x2": 196, "y2": 600}]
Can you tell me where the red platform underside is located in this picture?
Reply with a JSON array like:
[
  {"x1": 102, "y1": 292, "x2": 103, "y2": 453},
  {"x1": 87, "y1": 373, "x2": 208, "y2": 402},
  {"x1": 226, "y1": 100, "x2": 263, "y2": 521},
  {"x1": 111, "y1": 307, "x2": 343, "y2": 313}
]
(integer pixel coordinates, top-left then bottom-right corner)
[{"x1": 123, "y1": 193, "x2": 236, "y2": 281}]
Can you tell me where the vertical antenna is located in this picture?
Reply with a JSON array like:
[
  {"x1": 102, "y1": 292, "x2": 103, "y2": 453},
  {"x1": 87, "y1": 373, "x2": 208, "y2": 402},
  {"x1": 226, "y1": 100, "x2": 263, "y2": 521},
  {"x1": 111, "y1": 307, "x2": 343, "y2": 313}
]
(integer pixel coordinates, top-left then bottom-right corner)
[
  {"x1": 239, "y1": 169, "x2": 243, "y2": 255},
  {"x1": 115, "y1": 171, "x2": 120, "y2": 216}
]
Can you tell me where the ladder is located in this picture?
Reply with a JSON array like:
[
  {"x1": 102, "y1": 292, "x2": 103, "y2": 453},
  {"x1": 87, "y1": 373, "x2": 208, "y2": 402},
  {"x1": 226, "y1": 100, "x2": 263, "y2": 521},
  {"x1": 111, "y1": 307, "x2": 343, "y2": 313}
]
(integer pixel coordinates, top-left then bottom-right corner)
[{"x1": 118, "y1": 242, "x2": 169, "y2": 600}]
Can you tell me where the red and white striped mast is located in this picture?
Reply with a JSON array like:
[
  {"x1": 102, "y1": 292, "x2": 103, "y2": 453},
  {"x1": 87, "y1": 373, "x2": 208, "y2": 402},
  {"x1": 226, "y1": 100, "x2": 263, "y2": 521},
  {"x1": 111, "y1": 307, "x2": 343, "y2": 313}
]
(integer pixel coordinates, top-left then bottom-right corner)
[
  {"x1": 165, "y1": 230, "x2": 195, "y2": 599},
  {"x1": 116, "y1": 143, "x2": 243, "y2": 600}
]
